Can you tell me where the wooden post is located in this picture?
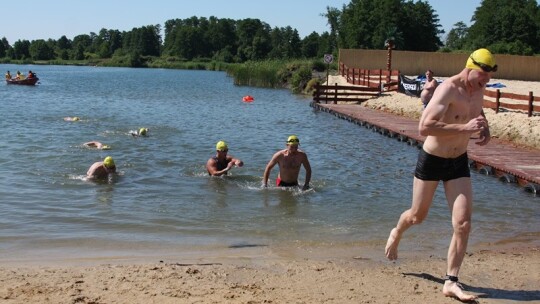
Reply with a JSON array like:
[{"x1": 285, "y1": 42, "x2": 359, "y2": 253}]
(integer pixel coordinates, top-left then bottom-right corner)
[
  {"x1": 528, "y1": 91, "x2": 533, "y2": 117},
  {"x1": 385, "y1": 41, "x2": 394, "y2": 84},
  {"x1": 496, "y1": 89, "x2": 501, "y2": 114},
  {"x1": 313, "y1": 83, "x2": 320, "y2": 104},
  {"x1": 334, "y1": 83, "x2": 338, "y2": 104}
]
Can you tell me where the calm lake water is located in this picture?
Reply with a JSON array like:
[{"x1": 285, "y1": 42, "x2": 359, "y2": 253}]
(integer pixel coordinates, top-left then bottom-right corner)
[{"x1": 0, "y1": 64, "x2": 538, "y2": 262}]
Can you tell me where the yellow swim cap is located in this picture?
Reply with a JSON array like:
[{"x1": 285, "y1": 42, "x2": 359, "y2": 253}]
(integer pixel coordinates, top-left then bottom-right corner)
[
  {"x1": 103, "y1": 156, "x2": 115, "y2": 168},
  {"x1": 101, "y1": 145, "x2": 111, "y2": 150},
  {"x1": 139, "y1": 128, "x2": 148, "y2": 136},
  {"x1": 287, "y1": 135, "x2": 300, "y2": 145},
  {"x1": 73, "y1": 117, "x2": 80, "y2": 121},
  {"x1": 465, "y1": 48, "x2": 497, "y2": 72},
  {"x1": 216, "y1": 140, "x2": 228, "y2": 151}
]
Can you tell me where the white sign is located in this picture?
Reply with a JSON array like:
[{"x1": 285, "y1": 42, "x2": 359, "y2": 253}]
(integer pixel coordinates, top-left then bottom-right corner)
[{"x1": 324, "y1": 54, "x2": 333, "y2": 64}]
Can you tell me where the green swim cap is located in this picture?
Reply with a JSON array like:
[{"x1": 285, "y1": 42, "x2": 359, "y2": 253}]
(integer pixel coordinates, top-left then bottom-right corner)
[
  {"x1": 103, "y1": 156, "x2": 115, "y2": 168},
  {"x1": 139, "y1": 128, "x2": 148, "y2": 136}
]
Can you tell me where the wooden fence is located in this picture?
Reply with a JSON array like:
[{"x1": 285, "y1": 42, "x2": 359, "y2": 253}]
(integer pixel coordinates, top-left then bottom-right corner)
[
  {"x1": 336, "y1": 61, "x2": 539, "y2": 117},
  {"x1": 339, "y1": 62, "x2": 399, "y2": 91},
  {"x1": 312, "y1": 83, "x2": 381, "y2": 104},
  {"x1": 483, "y1": 89, "x2": 540, "y2": 117}
]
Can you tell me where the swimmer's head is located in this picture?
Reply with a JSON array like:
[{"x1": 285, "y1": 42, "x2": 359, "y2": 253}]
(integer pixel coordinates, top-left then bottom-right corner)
[
  {"x1": 466, "y1": 48, "x2": 497, "y2": 73},
  {"x1": 287, "y1": 135, "x2": 300, "y2": 146},
  {"x1": 73, "y1": 117, "x2": 80, "y2": 121},
  {"x1": 216, "y1": 141, "x2": 228, "y2": 152},
  {"x1": 101, "y1": 145, "x2": 111, "y2": 150},
  {"x1": 138, "y1": 128, "x2": 148, "y2": 136},
  {"x1": 103, "y1": 156, "x2": 115, "y2": 169}
]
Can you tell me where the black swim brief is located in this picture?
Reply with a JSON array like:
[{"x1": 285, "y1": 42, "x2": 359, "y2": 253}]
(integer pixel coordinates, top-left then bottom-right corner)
[
  {"x1": 414, "y1": 149, "x2": 470, "y2": 181},
  {"x1": 276, "y1": 177, "x2": 299, "y2": 187}
]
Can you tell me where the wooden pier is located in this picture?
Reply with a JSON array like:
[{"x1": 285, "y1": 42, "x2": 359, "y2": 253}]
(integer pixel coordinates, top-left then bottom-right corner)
[{"x1": 311, "y1": 102, "x2": 540, "y2": 195}]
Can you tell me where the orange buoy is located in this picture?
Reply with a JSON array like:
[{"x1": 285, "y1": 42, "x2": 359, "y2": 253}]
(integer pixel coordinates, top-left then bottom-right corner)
[{"x1": 242, "y1": 95, "x2": 254, "y2": 102}]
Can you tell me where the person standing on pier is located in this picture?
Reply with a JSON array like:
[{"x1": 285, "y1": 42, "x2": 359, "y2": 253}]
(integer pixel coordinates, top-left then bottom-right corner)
[{"x1": 385, "y1": 48, "x2": 496, "y2": 301}]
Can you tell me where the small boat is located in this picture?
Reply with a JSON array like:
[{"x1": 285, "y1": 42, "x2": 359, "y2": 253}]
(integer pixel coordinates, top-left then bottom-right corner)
[
  {"x1": 242, "y1": 95, "x2": 254, "y2": 102},
  {"x1": 6, "y1": 77, "x2": 39, "y2": 85}
]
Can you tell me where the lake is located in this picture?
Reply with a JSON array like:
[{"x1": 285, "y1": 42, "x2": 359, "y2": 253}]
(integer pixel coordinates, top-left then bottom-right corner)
[{"x1": 0, "y1": 64, "x2": 538, "y2": 263}]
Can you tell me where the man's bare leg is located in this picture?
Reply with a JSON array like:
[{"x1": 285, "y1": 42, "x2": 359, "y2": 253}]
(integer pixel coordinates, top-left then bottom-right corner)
[
  {"x1": 442, "y1": 178, "x2": 477, "y2": 301},
  {"x1": 385, "y1": 178, "x2": 438, "y2": 260}
]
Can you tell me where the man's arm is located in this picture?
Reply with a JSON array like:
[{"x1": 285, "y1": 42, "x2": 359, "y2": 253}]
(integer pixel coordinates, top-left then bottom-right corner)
[
  {"x1": 206, "y1": 158, "x2": 233, "y2": 176},
  {"x1": 302, "y1": 154, "x2": 312, "y2": 190},
  {"x1": 419, "y1": 83, "x2": 488, "y2": 137},
  {"x1": 475, "y1": 110, "x2": 490, "y2": 146},
  {"x1": 263, "y1": 152, "x2": 280, "y2": 187},
  {"x1": 230, "y1": 156, "x2": 244, "y2": 167}
]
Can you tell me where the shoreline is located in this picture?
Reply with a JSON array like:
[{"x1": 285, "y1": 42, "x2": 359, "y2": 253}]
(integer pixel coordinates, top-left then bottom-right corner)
[{"x1": 1, "y1": 243, "x2": 538, "y2": 303}]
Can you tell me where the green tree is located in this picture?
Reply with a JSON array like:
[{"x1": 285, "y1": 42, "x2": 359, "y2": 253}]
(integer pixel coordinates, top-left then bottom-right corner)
[
  {"x1": 0, "y1": 38, "x2": 5, "y2": 58},
  {"x1": 29, "y1": 39, "x2": 55, "y2": 60},
  {"x1": 465, "y1": 0, "x2": 539, "y2": 54},
  {"x1": 445, "y1": 21, "x2": 468, "y2": 50},
  {"x1": 12, "y1": 40, "x2": 30, "y2": 59},
  {"x1": 337, "y1": 0, "x2": 441, "y2": 51},
  {"x1": 57, "y1": 35, "x2": 71, "y2": 50},
  {"x1": 301, "y1": 32, "x2": 321, "y2": 58},
  {"x1": 236, "y1": 18, "x2": 271, "y2": 61},
  {"x1": 322, "y1": 6, "x2": 341, "y2": 52}
]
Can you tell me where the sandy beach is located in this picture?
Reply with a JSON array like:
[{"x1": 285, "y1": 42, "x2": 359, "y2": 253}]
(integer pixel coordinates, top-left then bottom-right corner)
[
  {"x1": 1, "y1": 74, "x2": 539, "y2": 304},
  {"x1": 0, "y1": 244, "x2": 538, "y2": 303}
]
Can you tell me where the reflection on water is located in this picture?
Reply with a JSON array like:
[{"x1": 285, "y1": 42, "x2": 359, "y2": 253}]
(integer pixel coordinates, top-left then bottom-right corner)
[{"x1": 0, "y1": 64, "x2": 538, "y2": 261}]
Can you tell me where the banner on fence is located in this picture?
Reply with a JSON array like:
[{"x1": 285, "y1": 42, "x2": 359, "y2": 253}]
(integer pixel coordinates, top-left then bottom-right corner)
[{"x1": 398, "y1": 75, "x2": 421, "y2": 97}]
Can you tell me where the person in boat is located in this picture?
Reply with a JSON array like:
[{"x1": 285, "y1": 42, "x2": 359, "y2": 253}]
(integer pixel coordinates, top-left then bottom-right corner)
[
  {"x1": 15, "y1": 71, "x2": 25, "y2": 80},
  {"x1": 384, "y1": 48, "x2": 496, "y2": 302},
  {"x1": 130, "y1": 127, "x2": 149, "y2": 137},
  {"x1": 84, "y1": 141, "x2": 111, "y2": 150},
  {"x1": 27, "y1": 70, "x2": 35, "y2": 79},
  {"x1": 5, "y1": 71, "x2": 11, "y2": 80},
  {"x1": 87, "y1": 156, "x2": 117, "y2": 179},
  {"x1": 263, "y1": 135, "x2": 311, "y2": 190},
  {"x1": 206, "y1": 141, "x2": 244, "y2": 176}
]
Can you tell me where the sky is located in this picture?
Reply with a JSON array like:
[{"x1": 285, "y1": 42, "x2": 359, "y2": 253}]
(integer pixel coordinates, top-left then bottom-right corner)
[{"x1": 1, "y1": 0, "x2": 482, "y2": 44}]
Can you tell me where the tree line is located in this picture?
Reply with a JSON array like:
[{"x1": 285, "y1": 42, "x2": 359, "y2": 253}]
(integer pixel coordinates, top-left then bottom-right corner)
[{"x1": 0, "y1": 0, "x2": 538, "y2": 66}]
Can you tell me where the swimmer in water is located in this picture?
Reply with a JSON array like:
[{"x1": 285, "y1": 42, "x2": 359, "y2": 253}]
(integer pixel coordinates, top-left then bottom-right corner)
[
  {"x1": 64, "y1": 116, "x2": 80, "y2": 121},
  {"x1": 87, "y1": 156, "x2": 117, "y2": 179},
  {"x1": 130, "y1": 127, "x2": 149, "y2": 137},
  {"x1": 83, "y1": 141, "x2": 111, "y2": 150}
]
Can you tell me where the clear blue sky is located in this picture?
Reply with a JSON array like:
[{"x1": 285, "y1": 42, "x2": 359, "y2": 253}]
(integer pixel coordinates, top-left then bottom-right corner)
[{"x1": 1, "y1": 0, "x2": 481, "y2": 43}]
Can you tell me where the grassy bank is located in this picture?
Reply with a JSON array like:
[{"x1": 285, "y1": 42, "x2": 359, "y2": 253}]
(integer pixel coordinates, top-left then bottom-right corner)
[{"x1": 2, "y1": 57, "x2": 334, "y2": 94}]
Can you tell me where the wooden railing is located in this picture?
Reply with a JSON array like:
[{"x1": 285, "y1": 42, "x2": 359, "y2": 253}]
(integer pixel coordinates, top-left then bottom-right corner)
[
  {"x1": 337, "y1": 61, "x2": 539, "y2": 116},
  {"x1": 339, "y1": 62, "x2": 399, "y2": 91},
  {"x1": 483, "y1": 89, "x2": 540, "y2": 117},
  {"x1": 312, "y1": 83, "x2": 381, "y2": 104}
]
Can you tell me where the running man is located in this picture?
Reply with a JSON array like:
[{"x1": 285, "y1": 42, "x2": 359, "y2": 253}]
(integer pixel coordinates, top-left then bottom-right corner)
[
  {"x1": 385, "y1": 48, "x2": 496, "y2": 301},
  {"x1": 263, "y1": 135, "x2": 311, "y2": 190},
  {"x1": 206, "y1": 141, "x2": 243, "y2": 176}
]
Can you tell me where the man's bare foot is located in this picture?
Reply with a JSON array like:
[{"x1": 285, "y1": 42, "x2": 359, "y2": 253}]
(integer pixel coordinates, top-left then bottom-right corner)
[
  {"x1": 385, "y1": 228, "x2": 401, "y2": 260},
  {"x1": 443, "y1": 281, "x2": 478, "y2": 302}
]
